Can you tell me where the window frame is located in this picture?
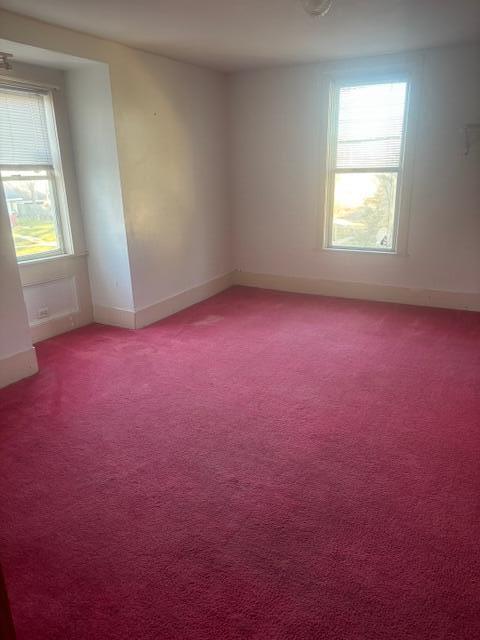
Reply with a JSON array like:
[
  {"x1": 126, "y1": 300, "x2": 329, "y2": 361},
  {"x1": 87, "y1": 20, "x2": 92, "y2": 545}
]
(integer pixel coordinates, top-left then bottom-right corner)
[
  {"x1": 323, "y1": 71, "x2": 413, "y2": 255},
  {"x1": 0, "y1": 84, "x2": 72, "y2": 263}
]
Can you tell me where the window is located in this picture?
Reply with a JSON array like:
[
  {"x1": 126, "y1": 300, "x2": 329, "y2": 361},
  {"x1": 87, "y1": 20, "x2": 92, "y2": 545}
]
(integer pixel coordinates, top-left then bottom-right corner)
[
  {"x1": 325, "y1": 78, "x2": 410, "y2": 252},
  {"x1": 0, "y1": 85, "x2": 69, "y2": 261}
]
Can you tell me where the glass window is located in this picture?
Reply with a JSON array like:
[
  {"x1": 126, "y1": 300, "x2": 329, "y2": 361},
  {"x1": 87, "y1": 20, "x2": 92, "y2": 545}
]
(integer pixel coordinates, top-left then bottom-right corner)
[
  {"x1": 326, "y1": 80, "x2": 409, "y2": 252},
  {"x1": 0, "y1": 86, "x2": 68, "y2": 261}
]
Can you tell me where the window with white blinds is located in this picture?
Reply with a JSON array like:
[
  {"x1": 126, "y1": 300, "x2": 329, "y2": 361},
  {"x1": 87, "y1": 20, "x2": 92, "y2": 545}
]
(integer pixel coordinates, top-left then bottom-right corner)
[
  {"x1": 0, "y1": 84, "x2": 69, "y2": 261},
  {"x1": 325, "y1": 78, "x2": 410, "y2": 252},
  {"x1": 336, "y1": 82, "x2": 407, "y2": 170},
  {"x1": 0, "y1": 87, "x2": 53, "y2": 166}
]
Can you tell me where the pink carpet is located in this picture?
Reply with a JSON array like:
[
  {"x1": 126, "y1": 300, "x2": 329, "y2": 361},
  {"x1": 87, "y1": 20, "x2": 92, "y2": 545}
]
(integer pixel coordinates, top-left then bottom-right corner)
[{"x1": 1, "y1": 286, "x2": 479, "y2": 639}]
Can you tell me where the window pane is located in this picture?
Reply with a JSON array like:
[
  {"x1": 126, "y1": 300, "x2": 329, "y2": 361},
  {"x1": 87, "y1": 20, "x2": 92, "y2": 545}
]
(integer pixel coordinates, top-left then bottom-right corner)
[
  {"x1": 336, "y1": 82, "x2": 407, "y2": 170},
  {"x1": 331, "y1": 172, "x2": 397, "y2": 250},
  {"x1": 3, "y1": 174, "x2": 62, "y2": 259}
]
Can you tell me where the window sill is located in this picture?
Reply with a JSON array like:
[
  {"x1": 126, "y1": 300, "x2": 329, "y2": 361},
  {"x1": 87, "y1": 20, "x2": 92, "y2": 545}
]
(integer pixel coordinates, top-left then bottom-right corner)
[
  {"x1": 321, "y1": 246, "x2": 406, "y2": 257},
  {"x1": 18, "y1": 251, "x2": 88, "y2": 267}
]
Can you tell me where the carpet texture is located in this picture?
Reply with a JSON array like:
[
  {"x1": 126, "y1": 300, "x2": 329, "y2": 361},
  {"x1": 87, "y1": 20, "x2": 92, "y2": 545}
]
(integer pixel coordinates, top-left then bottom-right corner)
[{"x1": 1, "y1": 286, "x2": 479, "y2": 639}]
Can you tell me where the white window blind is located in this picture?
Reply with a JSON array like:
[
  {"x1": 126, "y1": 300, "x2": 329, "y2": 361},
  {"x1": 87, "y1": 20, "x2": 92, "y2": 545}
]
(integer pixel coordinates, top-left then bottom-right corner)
[
  {"x1": 0, "y1": 87, "x2": 52, "y2": 166},
  {"x1": 336, "y1": 82, "x2": 407, "y2": 170}
]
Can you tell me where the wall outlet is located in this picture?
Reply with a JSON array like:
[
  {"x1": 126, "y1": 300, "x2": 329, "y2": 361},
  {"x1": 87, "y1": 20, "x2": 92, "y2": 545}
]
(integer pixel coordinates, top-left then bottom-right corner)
[{"x1": 37, "y1": 307, "x2": 49, "y2": 320}]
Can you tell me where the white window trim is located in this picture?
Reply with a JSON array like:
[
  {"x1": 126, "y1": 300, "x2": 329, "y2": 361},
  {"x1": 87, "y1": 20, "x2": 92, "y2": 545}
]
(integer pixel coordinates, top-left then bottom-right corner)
[
  {"x1": 0, "y1": 82, "x2": 73, "y2": 263},
  {"x1": 321, "y1": 68, "x2": 418, "y2": 256}
]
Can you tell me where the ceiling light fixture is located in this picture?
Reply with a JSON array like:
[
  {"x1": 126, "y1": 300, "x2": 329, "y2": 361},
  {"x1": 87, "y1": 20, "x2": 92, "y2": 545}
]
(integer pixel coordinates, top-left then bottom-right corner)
[{"x1": 301, "y1": 0, "x2": 333, "y2": 17}]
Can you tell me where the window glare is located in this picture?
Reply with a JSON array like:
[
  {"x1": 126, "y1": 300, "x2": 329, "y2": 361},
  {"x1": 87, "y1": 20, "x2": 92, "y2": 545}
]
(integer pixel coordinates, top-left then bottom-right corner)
[{"x1": 332, "y1": 173, "x2": 397, "y2": 250}]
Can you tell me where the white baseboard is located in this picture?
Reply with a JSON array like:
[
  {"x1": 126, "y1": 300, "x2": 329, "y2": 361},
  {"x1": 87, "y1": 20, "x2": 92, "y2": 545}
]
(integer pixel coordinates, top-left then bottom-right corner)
[
  {"x1": 30, "y1": 309, "x2": 93, "y2": 344},
  {"x1": 92, "y1": 272, "x2": 234, "y2": 331},
  {"x1": 233, "y1": 271, "x2": 480, "y2": 312},
  {"x1": 135, "y1": 272, "x2": 234, "y2": 329},
  {"x1": 0, "y1": 347, "x2": 39, "y2": 390},
  {"x1": 93, "y1": 304, "x2": 136, "y2": 330}
]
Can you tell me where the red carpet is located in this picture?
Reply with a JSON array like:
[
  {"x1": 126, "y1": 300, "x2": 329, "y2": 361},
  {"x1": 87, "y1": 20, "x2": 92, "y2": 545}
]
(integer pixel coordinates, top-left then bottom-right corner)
[{"x1": 1, "y1": 286, "x2": 479, "y2": 639}]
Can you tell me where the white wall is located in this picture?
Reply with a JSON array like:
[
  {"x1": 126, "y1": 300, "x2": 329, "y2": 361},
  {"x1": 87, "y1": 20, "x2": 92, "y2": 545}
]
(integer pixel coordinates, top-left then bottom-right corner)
[
  {"x1": 0, "y1": 181, "x2": 38, "y2": 387},
  {"x1": 0, "y1": 10, "x2": 232, "y2": 327},
  {"x1": 65, "y1": 63, "x2": 135, "y2": 317},
  {"x1": 230, "y1": 44, "x2": 480, "y2": 301},
  {"x1": 113, "y1": 52, "x2": 232, "y2": 312}
]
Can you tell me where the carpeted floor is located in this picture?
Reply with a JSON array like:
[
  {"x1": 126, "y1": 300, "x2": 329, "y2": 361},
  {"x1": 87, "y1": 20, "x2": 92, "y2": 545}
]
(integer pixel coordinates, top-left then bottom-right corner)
[{"x1": 1, "y1": 286, "x2": 479, "y2": 639}]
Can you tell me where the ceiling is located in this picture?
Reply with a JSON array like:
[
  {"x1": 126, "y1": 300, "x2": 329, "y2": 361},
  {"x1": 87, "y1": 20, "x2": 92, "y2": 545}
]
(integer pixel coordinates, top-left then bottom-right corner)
[{"x1": 1, "y1": 0, "x2": 479, "y2": 71}]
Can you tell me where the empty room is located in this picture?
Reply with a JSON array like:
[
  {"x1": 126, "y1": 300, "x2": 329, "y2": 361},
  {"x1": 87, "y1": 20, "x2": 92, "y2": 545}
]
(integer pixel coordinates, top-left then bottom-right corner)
[{"x1": 0, "y1": 1, "x2": 479, "y2": 638}]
